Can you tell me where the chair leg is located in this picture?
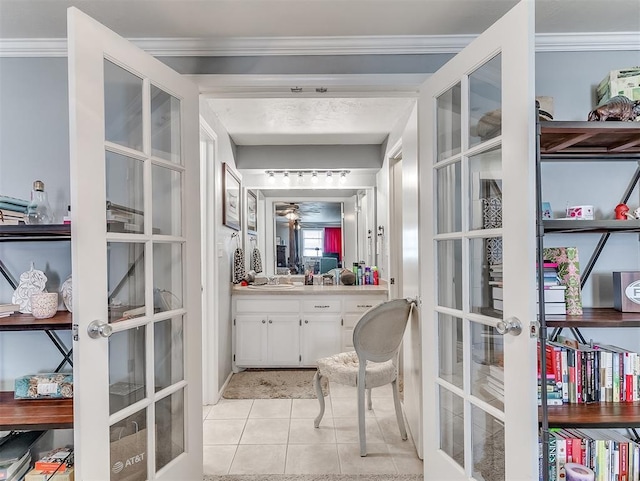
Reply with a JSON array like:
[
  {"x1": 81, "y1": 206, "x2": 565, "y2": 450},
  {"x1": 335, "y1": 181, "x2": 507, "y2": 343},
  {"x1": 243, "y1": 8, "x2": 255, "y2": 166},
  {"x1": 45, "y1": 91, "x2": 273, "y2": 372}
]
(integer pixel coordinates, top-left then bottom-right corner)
[
  {"x1": 313, "y1": 371, "x2": 325, "y2": 428},
  {"x1": 367, "y1": 388, "x2": 372, "y2": 410},
  {"x1": 392, "y1": 378, "x2": 408, "y2": 441},
  {"x1": 358, "y1": 381, "x2": 367, "y2": 456}
]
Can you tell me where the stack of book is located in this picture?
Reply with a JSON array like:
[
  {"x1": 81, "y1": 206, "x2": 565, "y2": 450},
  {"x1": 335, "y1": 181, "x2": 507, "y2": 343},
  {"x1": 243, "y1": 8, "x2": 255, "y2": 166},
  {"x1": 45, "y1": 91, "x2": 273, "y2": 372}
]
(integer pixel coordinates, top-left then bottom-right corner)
[
  {"x1": 538, "y1": 341, "x2": 565, "y2": 406},
  {"x1": 538, "y1": 262, "x2": 567, "y2": 315},
  {"x1": 106, "y1": 201, "x2": 143, "y2": 233},
  {"x1": 0, "y1": 195, "x2": 28, "y2": 225},
  {"x1": 0, "y1": 304, "x2": 20, "y2": 318},
  {"x1": 24, "y1": 447, "x2": 74, "y2": 480},
  {"x1": 0, "y1": 431, "x2": 45, "y2": 481},
  {"x1": 489, "y1": 264, "x2": 503, "y2": 312}
]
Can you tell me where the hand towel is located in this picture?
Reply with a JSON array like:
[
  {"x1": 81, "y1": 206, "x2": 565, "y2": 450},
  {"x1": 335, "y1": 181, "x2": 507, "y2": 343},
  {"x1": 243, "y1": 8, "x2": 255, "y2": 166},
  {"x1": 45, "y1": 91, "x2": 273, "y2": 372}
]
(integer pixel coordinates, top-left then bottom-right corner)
[
  {"x1": 233, "y1": 247, "x2": 245, "y2": 283},
  {"x1": 251, "y1": 247, "x2": 263, "y2": 273}
]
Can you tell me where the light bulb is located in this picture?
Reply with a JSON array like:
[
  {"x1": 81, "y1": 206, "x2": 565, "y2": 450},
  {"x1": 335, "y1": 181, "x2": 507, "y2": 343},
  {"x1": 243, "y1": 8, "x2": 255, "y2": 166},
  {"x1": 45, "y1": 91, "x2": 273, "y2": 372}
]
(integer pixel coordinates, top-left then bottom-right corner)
[
  {"x1": 283, "y1": 172, "x2": 290, "y2": 184},
  {"x1": 311, "y1": 172, "x2": 319, "y2": 184},
  {"x1": 267, "y1": 171, "x2": 275, "y2": 184},
  {"x1": 325, "y1": 171, "x2": 333, "y2": 184},
  {"x1": 340, "y1": 171, "x2": 347, "y2": 184}
]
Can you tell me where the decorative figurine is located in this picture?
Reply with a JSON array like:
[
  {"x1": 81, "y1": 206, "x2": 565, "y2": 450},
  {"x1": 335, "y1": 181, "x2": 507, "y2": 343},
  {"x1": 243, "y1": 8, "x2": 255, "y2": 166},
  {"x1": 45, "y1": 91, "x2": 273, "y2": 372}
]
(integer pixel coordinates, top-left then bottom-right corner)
[
  {"x1": 615, "y1": 203, "x2": 630, "y2": 220},
  {"x1": 588, "y1": 95, "x2": 640, "y2": 122}
]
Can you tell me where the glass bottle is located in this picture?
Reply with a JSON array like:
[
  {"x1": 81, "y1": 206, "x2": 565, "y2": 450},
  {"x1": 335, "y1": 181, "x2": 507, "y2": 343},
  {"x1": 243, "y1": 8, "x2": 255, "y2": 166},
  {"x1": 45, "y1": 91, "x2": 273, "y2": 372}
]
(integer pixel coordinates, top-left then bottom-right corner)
[{"x1": 26, "y1": 180, "x2": 53, "y2": 224}]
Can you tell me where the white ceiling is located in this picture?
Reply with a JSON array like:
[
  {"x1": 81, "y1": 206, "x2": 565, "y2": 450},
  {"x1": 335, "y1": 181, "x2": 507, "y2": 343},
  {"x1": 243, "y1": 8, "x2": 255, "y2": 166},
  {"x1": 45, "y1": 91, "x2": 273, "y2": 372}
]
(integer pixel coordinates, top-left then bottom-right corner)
[{"x1": 2, "y1": 0, "x2": 638, "y2": 146}]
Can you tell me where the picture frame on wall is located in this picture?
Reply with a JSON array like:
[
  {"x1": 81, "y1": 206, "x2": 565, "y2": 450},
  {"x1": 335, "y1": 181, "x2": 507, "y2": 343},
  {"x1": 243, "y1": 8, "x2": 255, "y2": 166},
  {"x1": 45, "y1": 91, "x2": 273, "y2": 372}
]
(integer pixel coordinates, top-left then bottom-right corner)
[
  {"x1": 223, "y1": 163, "x2": 241, "y2": 231},
  {"x1": 247, "y1": 190, "x2": 257, "y2": 233}
]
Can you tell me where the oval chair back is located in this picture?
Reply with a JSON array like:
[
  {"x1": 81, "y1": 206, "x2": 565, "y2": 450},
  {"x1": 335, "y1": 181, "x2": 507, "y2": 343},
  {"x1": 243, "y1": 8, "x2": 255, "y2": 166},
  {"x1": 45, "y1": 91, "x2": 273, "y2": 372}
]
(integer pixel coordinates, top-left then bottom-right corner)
[{"x1": 353, "y1": 298, "x2": 414, "y2": 364}]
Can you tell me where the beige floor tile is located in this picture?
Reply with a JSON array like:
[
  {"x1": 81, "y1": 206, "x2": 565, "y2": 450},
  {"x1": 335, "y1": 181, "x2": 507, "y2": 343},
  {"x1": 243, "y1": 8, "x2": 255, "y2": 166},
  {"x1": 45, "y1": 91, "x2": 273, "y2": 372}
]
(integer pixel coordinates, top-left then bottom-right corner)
[
  {"x1": 333, "y1": 416, "x2": 385, "y2": 444},
  {"x1": 328, "y1": 382, "x2": 356, "y2": 398},
  {"x1": 207, "y1": 399, "x2": 253, "y2": 419},
  {"x1": 388, "y1": 442, "x2": 424, "y2": 474},
  {"x1": 249, "y1": 398, "x2": 292, "y2": 418},
  {"x1": 376, "y1": 412, "x2": 409, "y2": 444},
  {"x1": 289, "y1": 418, "x2": 336, "y2": 444},
  {"x1": 203, "y1": 404, "x2": 212, "y2": 420},
  {"x1": 285, "y1": 444, "x2": 341, "y2": 474},
  {"x1": 337, "y1": 442, "x2": 397, "y2": 474},
  {"x1": 240, "y1": 418, "x2": 290, "y2": 444},
  {"x1": 291, "y1": 398, "x2": 331, "y2": 418},
  {"x1": 229, "y1": 444, "x2": 287, "y2": 474},
  {"x1": 203, "y1": 419, "x2": 246, "y2": 445},
  {"x1": 370, "y1": 383, "x2": 394, "y2": 398},
  {"x1": 203, "y1": 445, "x2": 237, "y2": 475}
]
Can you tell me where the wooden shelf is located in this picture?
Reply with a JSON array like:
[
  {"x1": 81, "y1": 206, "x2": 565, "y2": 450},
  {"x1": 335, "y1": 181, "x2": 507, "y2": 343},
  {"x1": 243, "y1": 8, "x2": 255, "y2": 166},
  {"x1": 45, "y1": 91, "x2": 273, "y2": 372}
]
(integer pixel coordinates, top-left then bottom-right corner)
[
  {"x1": 541, "y1": 402, "x2": 640, "y2": 428},
  {"x1": 545, "y1": 307, "x2": 640, "y2": 328},
  {"x1": 544, "y1": 219, "x2": 640, "y2": 234},
  {"x1": 0, "y1": 391, "x2": 73, "y2": 430},
  {"x1": 0, "y1": 311, "x2": 72, "y2": 331},
  {"x1": 0, "y1": 223, "x2": 70, "y2": 241},
  {"x1": 540, "y1": 121, "x2": 640, "y2": 159}
]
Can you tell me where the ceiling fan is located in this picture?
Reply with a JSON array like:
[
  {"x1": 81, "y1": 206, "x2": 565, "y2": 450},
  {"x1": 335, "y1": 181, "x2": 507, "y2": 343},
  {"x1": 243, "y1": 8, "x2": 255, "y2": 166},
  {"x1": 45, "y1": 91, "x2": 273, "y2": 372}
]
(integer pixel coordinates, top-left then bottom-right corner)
[{"x1": 275, "y1": 203, "x2": 300, "y2": 221}]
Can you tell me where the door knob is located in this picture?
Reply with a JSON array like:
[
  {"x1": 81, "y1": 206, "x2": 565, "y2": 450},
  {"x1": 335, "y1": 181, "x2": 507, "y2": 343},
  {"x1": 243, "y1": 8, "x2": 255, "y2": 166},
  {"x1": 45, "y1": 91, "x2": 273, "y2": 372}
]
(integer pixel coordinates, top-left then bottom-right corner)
[
  {"x1": 88, "y1": 320, "x2": 113, "y2": 339},
  {"x1": 496, "y1": 317, "x2": 522, "y2": 336}
]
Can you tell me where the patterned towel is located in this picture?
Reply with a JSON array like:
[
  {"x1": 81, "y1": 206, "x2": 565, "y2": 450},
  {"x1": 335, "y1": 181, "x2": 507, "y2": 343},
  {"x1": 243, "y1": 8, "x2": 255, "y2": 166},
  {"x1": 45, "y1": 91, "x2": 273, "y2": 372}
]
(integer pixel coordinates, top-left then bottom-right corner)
[
  {"x1": 233, "y1": 247, "x2": 245, "y2": 283},
  {"x1": 251, "y1": 247, "x2": 263, "y2": 273}
]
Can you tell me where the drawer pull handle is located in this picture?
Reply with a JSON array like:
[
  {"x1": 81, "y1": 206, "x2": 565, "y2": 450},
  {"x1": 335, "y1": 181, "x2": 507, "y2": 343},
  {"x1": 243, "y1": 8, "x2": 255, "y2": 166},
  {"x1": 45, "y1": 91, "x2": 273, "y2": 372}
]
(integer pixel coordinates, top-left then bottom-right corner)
[
  {"x1": 262, "y1": 320, "x2": 266, "y2": 324},
  {"x1": 314, "y1": 305, "x2": 330, "y2": 308},
  {"x1": 357, "y1": 304, "x2": 372, "y2": 308},
  {"x1": 269, "y1": 320, "x2": 273, "y2": 324},
  {"x1": 305, "y1": 320, "x2": 309, "y2": 324}
]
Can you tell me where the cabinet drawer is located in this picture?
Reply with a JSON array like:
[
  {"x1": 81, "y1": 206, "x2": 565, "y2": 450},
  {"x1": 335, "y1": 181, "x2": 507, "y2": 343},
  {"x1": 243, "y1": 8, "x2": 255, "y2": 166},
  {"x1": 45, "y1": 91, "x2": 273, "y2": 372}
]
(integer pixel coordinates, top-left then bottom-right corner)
[
  {"x1": 302, "y1": 299, "x2": 341, "y2": 313},
  {"x1": 236, "y1": 299, "x2": 300, "y2": 313},
  {"x1": 344, "y1": 297, "x2": 385, "y2": 313},
  {"x1": 342, "y1": 313, "x2": 362, "y2": 329}
]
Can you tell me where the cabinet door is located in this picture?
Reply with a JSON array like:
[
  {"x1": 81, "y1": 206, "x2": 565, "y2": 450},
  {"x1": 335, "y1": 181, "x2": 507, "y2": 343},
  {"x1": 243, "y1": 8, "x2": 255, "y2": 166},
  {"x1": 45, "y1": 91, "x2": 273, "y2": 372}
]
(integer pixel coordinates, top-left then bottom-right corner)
[
  {"x1": 235, "y1": 315, "x2": 267, "y2": 366},
  {"x1": 267, "y1": 315, "x2": 301, "y2": 366},
  {"x1": 301, "y1": 315, "x2": 342, "y2": 366}
]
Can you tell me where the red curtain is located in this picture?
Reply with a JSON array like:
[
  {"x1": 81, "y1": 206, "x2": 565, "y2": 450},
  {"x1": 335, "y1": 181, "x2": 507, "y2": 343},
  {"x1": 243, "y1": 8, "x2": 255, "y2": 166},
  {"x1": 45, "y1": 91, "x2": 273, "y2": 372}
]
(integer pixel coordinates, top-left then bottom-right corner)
[{"x1": 323, "y1": 227, "x2": 342, "y2": 259}]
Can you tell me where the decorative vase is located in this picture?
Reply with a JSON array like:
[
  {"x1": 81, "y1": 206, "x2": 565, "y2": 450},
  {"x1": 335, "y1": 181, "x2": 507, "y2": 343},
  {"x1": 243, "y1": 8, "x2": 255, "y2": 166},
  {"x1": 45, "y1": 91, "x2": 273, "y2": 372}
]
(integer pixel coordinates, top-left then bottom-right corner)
[
  {"x1": 11, "y1": 262, "x2": 47, "y2": 313},
  {"x1": 60, "y1": 276, "x2": 73, "y2": 312},
  {"x1": 30, "y1": 292, "x2": 58, "y2": 319}
]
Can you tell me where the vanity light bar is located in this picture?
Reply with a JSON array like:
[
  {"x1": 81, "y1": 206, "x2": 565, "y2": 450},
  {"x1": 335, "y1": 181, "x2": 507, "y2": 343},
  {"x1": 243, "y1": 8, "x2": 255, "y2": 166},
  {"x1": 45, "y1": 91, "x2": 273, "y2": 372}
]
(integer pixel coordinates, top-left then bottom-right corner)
[{"x1": 265, "y1": 169, "x2": 350, "y2": 185}]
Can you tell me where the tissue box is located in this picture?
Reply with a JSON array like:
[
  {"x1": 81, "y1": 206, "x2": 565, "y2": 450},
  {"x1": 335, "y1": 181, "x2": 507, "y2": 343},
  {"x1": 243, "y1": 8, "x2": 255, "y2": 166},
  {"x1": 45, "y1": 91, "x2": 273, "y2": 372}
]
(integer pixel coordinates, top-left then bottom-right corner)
[
  {"x1": 596, "y1": 67, "x2": 640, "y2": 105},
  {"x1": 613, "y1": 271, "x2": 640, "y2": 312},
  {"x1": 14, "y1": 373, "x2": 73, "y2": 399}
]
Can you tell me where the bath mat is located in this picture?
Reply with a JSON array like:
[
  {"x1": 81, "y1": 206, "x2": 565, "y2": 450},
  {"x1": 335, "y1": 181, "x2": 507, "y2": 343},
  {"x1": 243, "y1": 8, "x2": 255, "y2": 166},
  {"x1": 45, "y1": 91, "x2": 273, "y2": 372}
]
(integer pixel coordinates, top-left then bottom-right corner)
[{"x1": 222, "y1": 369, "x2": 328, "y2": 399}]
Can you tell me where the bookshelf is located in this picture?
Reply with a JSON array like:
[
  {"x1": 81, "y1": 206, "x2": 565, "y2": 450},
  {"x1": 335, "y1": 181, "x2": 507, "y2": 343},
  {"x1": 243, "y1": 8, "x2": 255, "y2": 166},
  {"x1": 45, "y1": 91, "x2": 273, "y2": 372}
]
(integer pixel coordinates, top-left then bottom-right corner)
[
  {"x1": 537, "y1": 120, "x2": 640, "y2": 480},
  {"x1": 0, "y1": 225, "x2": 73, "y2": 431}
]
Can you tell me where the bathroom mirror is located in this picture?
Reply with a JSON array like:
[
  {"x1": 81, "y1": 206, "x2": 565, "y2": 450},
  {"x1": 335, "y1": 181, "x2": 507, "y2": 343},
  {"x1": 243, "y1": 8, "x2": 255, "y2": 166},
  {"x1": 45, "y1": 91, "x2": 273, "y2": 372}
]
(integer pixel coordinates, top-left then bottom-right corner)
[{"x1": 256, "y1": 188, "x2": 376, "y2": 276}]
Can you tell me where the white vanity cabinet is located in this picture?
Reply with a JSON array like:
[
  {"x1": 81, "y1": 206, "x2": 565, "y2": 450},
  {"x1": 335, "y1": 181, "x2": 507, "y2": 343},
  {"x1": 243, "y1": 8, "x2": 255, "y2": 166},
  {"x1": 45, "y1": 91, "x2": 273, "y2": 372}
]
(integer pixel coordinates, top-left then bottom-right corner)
[
  {"x1": 232, "y1": 285, "x2": 388, "y2": 370},
  {"x1": 300, "y1": 299, "x2": 342, "y2": 365},
  {"x1": 342, "y1": 296, "x2": 387, "y2": 352},
  {"x1": 234, "y1": 297, "x2": 301, "y2": 368}
]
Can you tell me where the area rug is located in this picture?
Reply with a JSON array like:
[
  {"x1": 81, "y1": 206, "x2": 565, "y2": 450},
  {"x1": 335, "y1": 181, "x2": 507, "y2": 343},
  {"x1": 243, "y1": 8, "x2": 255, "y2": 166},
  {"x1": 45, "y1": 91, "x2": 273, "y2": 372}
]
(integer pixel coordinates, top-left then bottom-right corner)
[
  {"x1": 222, "y1": 369, "x2": 328, "y2": 399},
  {"x1": 204, "y1": 475, "x2": 423, "y2": 481}
]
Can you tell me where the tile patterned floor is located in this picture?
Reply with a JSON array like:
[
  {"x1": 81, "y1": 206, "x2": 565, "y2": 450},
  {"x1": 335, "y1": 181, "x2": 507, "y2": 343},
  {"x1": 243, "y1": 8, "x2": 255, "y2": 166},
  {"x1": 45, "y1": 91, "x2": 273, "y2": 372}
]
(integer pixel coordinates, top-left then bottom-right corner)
[{"x1": 202, "y1": 382, "x2": 423, "y2": 476}]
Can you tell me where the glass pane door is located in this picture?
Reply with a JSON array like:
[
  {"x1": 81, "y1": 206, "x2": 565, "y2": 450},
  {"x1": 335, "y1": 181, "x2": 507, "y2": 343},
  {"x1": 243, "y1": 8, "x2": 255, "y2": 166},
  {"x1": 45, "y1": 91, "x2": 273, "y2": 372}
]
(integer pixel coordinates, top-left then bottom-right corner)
[{"x1": 68, "y1": 7, "x2": 202, "y2": 480}]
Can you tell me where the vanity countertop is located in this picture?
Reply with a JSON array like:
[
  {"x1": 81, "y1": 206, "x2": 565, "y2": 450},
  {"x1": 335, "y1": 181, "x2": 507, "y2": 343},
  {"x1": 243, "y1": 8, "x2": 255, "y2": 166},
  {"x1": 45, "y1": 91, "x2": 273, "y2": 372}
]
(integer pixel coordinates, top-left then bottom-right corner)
[{"x1": 232, "y1": 283, "x2": 388, "y2": 296}]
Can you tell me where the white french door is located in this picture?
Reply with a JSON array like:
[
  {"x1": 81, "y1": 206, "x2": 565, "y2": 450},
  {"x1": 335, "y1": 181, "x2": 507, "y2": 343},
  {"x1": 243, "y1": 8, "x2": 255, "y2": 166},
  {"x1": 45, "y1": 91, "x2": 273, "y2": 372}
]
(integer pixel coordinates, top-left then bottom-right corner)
[
  {"x1": 419, "y1": 1, "x2": 538, "y2": 480},
  {"x1": 68, "y1": 7, "x2": 202, "y2": 480}
]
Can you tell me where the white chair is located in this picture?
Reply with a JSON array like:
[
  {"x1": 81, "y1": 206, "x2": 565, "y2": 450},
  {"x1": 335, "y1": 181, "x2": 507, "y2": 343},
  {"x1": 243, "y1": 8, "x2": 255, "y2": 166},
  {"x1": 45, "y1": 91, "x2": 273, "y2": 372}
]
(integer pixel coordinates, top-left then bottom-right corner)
[{"x1": 313, "y1": 298, "x2": 416, "y2": 456}]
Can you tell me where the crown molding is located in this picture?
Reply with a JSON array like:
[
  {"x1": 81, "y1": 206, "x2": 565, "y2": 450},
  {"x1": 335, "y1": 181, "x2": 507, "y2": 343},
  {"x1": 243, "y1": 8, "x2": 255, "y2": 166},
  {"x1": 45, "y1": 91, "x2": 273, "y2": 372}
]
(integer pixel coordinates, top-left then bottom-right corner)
[{"x1": 1, "y1": 32, "x2": 638, "y2": 57}]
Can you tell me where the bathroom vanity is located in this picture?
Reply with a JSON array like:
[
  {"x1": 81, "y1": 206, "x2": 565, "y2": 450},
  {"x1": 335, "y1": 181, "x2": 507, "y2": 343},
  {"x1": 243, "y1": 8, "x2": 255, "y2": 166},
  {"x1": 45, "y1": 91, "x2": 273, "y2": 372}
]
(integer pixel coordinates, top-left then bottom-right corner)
[{"x1": 231, "y1": 284, "x2": 388, "y2": 370}]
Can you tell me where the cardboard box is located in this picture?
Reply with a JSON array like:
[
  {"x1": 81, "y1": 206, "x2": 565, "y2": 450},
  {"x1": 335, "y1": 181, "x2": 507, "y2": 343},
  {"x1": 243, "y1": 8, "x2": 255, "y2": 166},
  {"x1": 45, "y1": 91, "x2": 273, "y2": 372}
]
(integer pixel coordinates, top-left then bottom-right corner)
[
  {"x1": 613, "y1": 271, "x2": 640, "y2": 312},
  {"x1": 25, "y1": 466, "x2": 74, "y2": 481},
  {"x1": 596, "y1": 68, "x2": 640, "y2": 105}
]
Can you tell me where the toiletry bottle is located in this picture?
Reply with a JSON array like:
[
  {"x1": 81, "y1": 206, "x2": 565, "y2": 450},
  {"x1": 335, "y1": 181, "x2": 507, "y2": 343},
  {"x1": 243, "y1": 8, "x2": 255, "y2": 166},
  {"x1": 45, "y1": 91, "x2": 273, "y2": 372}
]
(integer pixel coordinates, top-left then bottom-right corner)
[
  {"x1": 357, "y1": 265, "x2": 363, "y2": 286},
  {"x1": 373, "y1": 266, "x2": 379, "y2": 285},
  {"x1": 26, "y1": 180, "x2": 53, "y2": 224},
  {"x1": 364, "y1": 266, "x2": 371, "y2": 285},
  {"x1": 63, "y1": 205, "x2": 71, "y2": 225}
]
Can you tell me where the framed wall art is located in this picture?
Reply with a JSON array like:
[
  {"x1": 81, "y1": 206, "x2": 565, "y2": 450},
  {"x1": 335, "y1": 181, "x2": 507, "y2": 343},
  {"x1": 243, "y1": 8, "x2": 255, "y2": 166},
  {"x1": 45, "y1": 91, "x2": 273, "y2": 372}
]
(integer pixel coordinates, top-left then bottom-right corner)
[
  {"x1": 246, "y1": 190, "x2": 257, "y2": 233},
  {"x1": 223, "y1": 163, "x2": 241, "y2": 231}
]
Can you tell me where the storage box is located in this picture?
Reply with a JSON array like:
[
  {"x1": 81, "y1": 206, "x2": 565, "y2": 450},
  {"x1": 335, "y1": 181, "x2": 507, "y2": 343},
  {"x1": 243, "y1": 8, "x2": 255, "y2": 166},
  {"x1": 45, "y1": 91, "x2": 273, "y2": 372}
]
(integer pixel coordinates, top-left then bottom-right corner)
[
  {"x1": 25, "y1": 466, "x2": 74, "y2": 481},
  {"x1": 14, "y1": 373, "x2": 73, "y2": 399},
  {"x1": 596, "y1": 68, "x2": 640, "y2": 105},
  {"x1": 613, "y1": 271, "x2": 640, "y2": 312}
]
